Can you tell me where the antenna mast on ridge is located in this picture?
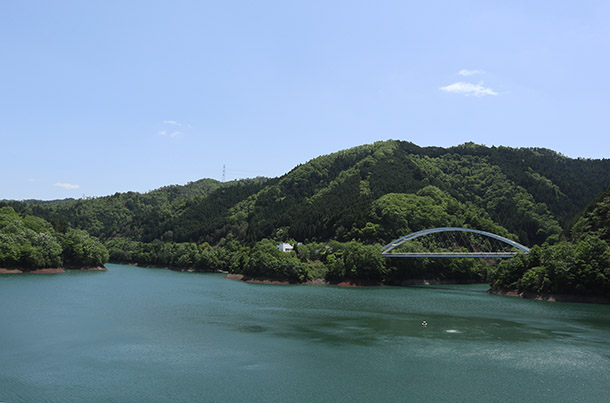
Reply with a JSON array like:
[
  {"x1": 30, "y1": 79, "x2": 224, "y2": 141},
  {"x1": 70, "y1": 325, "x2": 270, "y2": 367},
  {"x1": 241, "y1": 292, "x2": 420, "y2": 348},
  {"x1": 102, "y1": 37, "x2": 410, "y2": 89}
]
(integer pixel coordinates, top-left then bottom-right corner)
[{"x1": 222, "y1": 164, "x2": 226, "y2": 182}]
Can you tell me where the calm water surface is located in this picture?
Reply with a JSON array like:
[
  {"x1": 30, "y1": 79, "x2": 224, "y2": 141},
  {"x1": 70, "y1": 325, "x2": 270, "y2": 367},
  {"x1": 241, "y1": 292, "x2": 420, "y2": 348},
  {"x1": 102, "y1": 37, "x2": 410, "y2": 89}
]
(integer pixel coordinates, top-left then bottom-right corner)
[{"x1": 1, "y1": 264, "x2": 609, "y2": 402}]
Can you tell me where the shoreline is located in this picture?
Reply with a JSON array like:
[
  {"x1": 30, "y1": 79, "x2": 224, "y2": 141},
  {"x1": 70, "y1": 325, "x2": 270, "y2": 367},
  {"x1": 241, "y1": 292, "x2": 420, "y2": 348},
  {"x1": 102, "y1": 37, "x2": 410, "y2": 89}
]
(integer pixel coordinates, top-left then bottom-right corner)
[
  {"x1": 12, "y1": 261, "x2": 605, "y2": 304},
  {"x1": 225, "y1": 274, "x2": 481, "y2": 287},
  {"x1": 490, "y1": 287, "x2": 610, "y2": 305},
  {"x1": 226, "y1": 274, "x2": 610, "y2": 304},
  {"x1": 225, "y1": 274, "x2": 393, "y2": 286},
  {"x1": 0, "y1": 266, "x2": 106, "y2": 274},
  {"x1": 108, "y1": 261, "x2": 227, "y2": 274}
]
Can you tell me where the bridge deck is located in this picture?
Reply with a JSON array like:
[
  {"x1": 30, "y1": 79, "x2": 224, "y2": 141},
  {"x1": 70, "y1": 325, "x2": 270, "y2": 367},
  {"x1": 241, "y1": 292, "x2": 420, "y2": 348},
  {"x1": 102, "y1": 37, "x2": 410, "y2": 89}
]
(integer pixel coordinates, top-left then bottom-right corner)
[{"x1": 382, "y1": 252, "x2": 520, "y2": 258}]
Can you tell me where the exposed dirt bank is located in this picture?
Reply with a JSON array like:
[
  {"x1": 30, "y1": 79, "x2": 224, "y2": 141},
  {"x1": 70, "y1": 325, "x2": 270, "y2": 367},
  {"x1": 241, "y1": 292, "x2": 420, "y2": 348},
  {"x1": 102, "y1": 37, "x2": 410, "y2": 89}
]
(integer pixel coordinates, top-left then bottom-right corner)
[{"x1": 225, "y1": 274, "x2": 479, "y2": 287}]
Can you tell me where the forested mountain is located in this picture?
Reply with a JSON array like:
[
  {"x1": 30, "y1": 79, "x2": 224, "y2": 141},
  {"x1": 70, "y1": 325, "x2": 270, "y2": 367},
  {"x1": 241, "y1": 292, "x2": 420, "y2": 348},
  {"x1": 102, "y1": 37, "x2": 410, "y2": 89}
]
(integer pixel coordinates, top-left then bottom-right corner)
[{"x1": 4, "y1": 140, "x2": 610, "y2": 248}]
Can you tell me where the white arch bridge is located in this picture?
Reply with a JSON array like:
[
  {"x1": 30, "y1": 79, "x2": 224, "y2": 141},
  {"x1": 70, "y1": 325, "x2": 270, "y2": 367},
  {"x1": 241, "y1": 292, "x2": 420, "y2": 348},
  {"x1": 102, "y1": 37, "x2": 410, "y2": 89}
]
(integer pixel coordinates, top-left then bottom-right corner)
[{"x1": 380, "y1": 227, "x2": 530, "y2": 258}]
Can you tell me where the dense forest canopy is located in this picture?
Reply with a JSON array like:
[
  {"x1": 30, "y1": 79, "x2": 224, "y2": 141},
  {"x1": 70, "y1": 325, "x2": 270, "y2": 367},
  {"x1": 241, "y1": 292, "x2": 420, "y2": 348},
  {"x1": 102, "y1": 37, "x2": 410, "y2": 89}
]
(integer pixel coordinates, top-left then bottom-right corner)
[{"x1": 0, "y1": 206, "x2": 108, "y2": 270}]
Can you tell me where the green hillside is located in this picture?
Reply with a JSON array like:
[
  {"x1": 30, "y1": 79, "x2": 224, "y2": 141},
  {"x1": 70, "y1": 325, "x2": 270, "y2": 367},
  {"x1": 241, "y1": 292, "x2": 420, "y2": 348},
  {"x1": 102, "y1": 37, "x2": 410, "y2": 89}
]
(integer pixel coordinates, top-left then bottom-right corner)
[
  {"x1": 162, "y1": 140, "x2": 608, "y2": 247},
  {"x1": 8, "y1": 140, "x2": 608, "y2": 248}
]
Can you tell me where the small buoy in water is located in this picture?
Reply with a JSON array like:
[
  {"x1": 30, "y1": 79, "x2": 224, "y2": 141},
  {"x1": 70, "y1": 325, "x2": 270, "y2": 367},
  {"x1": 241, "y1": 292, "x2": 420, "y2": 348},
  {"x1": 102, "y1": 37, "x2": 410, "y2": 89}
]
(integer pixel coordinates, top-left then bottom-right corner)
[
  {"x1": 422, "y1": 321, "x2": 428, "y2": 327},
  {"x1": 498, "y1": 337, "x2": 502, "y2": 341}
]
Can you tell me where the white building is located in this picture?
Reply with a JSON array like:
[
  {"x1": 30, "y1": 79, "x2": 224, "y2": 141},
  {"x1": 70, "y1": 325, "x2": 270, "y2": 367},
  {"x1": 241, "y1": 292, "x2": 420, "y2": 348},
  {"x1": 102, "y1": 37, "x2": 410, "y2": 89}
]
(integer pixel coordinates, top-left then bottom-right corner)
[{"x1": 277, "y1": 243, "x2": 294, "y2": 252}]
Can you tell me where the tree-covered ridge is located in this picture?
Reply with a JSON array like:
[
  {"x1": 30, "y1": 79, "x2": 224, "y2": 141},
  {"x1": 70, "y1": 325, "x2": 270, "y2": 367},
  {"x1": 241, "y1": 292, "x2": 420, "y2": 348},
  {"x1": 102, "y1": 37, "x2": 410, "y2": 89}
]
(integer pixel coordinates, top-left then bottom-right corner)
[{"x1": 0, "y1": 207, "x2": 108, "y2": 270}]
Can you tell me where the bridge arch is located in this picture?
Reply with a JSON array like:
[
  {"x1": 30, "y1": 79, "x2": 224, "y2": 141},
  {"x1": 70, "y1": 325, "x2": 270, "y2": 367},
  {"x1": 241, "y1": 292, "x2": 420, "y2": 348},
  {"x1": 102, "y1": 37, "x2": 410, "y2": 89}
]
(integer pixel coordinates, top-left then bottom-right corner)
[{"x1": 381, "y1": 227, "x2": 530, "y2": 258}]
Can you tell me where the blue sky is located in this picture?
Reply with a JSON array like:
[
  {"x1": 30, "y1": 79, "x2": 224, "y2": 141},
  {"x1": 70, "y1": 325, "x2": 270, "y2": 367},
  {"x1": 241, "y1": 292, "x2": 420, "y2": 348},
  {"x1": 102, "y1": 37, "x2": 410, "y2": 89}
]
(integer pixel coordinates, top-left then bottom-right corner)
[{"x1": 2, "y1": 1, "x2": 609, "y2": 200}]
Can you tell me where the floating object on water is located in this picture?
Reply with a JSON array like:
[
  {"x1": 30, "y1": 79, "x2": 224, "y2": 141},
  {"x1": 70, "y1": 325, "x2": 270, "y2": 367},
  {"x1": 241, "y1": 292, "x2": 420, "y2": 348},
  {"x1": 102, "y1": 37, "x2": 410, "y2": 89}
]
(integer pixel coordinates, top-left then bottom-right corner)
[{"x1": 422, "y1": 321, "x2": 428, "y2": 327}]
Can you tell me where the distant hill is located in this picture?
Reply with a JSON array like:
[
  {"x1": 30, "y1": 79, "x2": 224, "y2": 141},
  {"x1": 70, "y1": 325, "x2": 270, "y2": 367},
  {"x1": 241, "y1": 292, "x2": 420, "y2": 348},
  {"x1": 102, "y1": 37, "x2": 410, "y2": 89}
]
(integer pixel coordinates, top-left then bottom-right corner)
[
  {"x1": 2, "y1": 177, "x2": 268, "y2": 242},
  {"x1": 5, "y1": 140, "x2": 610, "y2": 248}
]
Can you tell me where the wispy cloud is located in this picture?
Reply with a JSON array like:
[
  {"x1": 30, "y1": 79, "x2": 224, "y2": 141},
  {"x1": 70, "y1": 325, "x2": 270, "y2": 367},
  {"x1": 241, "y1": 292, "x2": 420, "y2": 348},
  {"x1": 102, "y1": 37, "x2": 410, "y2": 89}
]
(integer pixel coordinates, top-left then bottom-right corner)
[
  {"x1": 159, "y1": 120, "x2": 191, "y2": 138},
  {"x1": 159, "y1": 130, "x2": 182, "y2": 138},
  {"x1": 440, "y1": 81, "x2": 498, "y2": 97},
  {"x1": 54, "y1": 182, "x2": 80, "y2": 190},
  {"x1": 458, "y1": 69, "x2": 485, "y2": 76}
]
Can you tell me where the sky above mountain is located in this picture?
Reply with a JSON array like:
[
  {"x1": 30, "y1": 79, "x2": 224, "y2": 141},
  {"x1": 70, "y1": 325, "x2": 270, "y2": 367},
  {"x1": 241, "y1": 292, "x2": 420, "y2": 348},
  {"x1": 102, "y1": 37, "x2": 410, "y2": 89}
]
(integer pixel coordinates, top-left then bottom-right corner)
[{"x1": 2, "y1": 0, "x2": 609, "y2": 200}]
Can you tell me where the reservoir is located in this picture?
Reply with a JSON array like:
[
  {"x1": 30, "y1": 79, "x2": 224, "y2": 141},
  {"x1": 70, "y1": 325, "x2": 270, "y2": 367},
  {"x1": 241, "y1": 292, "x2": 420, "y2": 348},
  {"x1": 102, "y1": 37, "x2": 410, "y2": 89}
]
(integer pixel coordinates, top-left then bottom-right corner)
[{"x1": 1, "y1": 264, "x2": 609, "y2": 402}]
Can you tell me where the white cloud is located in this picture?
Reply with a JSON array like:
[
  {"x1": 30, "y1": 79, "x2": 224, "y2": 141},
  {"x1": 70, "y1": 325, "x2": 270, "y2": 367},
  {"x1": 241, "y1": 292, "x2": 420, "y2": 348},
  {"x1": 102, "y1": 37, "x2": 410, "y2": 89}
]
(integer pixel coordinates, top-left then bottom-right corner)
[
  {"x1": 440, "y1": 81, "x2": 498, "y2": 97},
  {"x1": 458, "y1": 69, "x2": 485, "y2": 76},
  {"x1": 159, "y1": 130, "x2": 182, "y2": 137},
  {"x1": 54, "y1": 182, "x2": 80, "y2": 190},
  {"x1": 159, "y1": 120, "x2": 190, "y2": 137}
]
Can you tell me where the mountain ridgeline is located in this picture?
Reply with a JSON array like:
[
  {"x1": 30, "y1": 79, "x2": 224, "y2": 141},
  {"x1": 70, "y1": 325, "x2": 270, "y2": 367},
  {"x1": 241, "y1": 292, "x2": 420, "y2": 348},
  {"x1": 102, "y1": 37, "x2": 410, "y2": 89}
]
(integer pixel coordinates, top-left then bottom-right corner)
[
  {"x1": 9, "y1": 141, "x2": 608, "y2": 246},
  {"x1": 2, "y1": 140, "x2": 610, "y2": 297}
]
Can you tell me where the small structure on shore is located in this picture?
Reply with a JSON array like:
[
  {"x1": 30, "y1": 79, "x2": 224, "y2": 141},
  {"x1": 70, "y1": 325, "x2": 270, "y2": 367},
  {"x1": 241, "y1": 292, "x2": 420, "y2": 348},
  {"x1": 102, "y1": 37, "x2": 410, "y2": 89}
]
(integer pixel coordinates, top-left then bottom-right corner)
[{"x1": 277, "y1": 243, "x2": 294, "y2": 252}]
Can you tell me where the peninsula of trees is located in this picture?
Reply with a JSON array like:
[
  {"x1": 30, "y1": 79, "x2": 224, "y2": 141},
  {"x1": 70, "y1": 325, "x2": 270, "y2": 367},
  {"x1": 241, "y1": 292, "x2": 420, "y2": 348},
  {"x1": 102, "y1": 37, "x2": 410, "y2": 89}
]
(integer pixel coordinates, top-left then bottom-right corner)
[
  {"x1": 0, "y1": 206, "x2": 108, "y2": 272},
  {"x1": 2, "y1": 140, "x2": 609, "y2": 300}
]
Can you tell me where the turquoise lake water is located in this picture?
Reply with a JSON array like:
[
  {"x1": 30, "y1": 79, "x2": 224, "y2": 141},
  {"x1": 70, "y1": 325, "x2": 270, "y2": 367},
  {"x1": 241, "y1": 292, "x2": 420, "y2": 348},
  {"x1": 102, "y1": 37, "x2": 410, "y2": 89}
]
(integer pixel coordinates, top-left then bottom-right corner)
[{"x1": 1, "y1": 263, "x2": 609, "y2": 402}]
